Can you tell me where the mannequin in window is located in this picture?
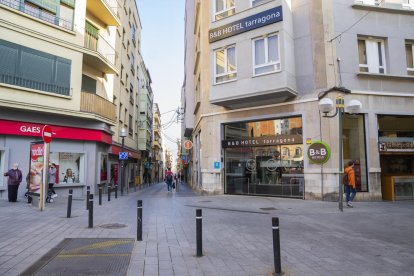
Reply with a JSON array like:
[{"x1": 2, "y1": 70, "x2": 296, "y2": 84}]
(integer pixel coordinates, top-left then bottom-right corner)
[{"x1": 63, "y1": 168, "x2": 76, "y2": 183}]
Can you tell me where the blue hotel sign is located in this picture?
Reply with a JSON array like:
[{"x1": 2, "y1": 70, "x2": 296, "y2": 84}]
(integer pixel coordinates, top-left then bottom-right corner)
[{"x1": 209, "y1": 6, "x2": 283, "y2": 43}]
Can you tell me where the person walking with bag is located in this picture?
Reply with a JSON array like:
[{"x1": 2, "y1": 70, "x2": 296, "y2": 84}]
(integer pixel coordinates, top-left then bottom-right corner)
[
  {"x1": 4, "y1": 163, "x2": 23, "y2": 202},
  {"x1": 344, "y1": 160, "x2": 357, "y2": 208},
  {"x1": 165, "y1": 169, "x2": 174, "y2": 192}
]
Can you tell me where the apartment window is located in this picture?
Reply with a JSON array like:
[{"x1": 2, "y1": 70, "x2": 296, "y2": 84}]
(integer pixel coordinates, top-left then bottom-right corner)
[
  {"x1": 129, "y1": 115, "x2": 133, "y2": 135},
  {"x1": 215, "y1": 0, "x2": 235, "y2": 20},
  {"x1": 355, "y1": 0, "x2": 381, "y2": 5},
  {"x1": 253, "y1": 33, "x2": 280, "y2": 76},
  {"x1": 130, "y1": 52, "x2": 135, "y2": 73},
  {"x1": 84, "y1": 21, "x2": 99, "y2": 51},
  {"x1": 119, "y1": 103, "x2": 123, "y2": 122},
  {"x1": 214, "y1": 45, "x2": 237, "y2": 84},
  {"x1": 403, "y1": 0, "x2": 414, "y2": 9},
  {"x1": 131, "y1": 24, "x2": 136, "y2": 46},
  {"x1": 120, "y1": 65, "x2": 124, "y2": 84},
  {"x1": 358, "y1": 37, "x2": 386, "y2": 74},
  {"x1": 81, "y1": 74, "x2": 97, "y2": 93},
  {"x1": 129, "y1": 83, "x2": 134, "y2": 103},
  {"x1": 0, "y1": 39, "x2": 71, "y2": 96},
  {"x1": 24, "y1": 2, "x2": 55, "y2": 25},
  {"x1": 59, "y1": 3, "x2": 74, "y2": 30},
  {"x1": 251, "y1": 0, "x2": 273, "y2": 7},
  {"x1": 406, "y1": 41, "x2": 414, "y2": 76}
]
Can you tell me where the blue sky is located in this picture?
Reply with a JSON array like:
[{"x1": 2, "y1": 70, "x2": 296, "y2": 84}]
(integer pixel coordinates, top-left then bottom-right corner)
[{"x1": 136, "y1": 0, "x2": 185, "y2": 159}]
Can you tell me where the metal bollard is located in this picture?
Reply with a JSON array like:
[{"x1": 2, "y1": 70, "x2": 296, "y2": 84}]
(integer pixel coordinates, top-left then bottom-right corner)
[
  {"x1": 196, "y1": 209, "x2": 203, "y2": 257},
  {"x1": 272, "y1": 217, "x2": 282, "y2": 275},
  {"x1": 108, "y1": 185, "x2": 111, "y2": 201},
  {"x1": 137, "y1": 200, "x2": 142, "y2": 241},
  {"x1": 86, "y1": 186, "x2": 90, "y2": 210},
  {"x1": 88, "y1": 194, "x2": 93, "y2": 228},
  {"x1": 115, "y1": 184, "x2": 118, "y2": 199},
  {"x1": 67, "y1": 189, "x2": 73, "y2": 218},
  {"x1": 99, "y1": 186, "x2": 102, "y2": 206}
]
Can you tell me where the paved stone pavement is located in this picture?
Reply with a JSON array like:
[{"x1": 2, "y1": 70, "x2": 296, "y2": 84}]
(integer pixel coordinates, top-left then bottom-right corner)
[{"x1": 0, "y1": 181, "x2": 413, "y2": 276}]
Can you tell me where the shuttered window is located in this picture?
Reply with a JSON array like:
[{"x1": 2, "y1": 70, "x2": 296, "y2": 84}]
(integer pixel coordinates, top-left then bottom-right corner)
[
  {"x1": 0, "y1": 39, "x2": 71, "y2": 96},
  {"x1": 81, "y1": 74, "x2": 97, "y2": 93}
]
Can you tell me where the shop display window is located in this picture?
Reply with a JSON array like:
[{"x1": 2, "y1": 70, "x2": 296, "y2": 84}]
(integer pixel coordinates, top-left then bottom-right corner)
[
  {"x1": 342, "y1": 114, "x2": 368, "y2": 192},
  {"x1": 223, "y1": 117, "x2": 304, "y2": 198},
  {"x1": 49, "y1": 152, "x2": 84, "y2": 184}
]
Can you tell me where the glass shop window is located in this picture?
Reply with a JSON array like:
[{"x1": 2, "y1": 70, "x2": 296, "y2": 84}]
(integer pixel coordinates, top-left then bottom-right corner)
[{"x1": 49, "y1": 152, "x2": 85, "y2": 184}]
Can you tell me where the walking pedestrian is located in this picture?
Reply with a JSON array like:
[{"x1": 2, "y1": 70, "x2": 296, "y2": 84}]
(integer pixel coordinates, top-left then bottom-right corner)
[
  {"x1": 48, "y1": 163, "x2": 57, "y2": 198},
  {"x1": 165, "y1": 169, "x2": 173, "y2": 192},
  {"x1": 25, "y1": 172, "x2": 33, "y2": 204},
  {"x1": 344, "y1": 160, "x2": 357, "y2": 207},
  {"x1": 4, "y1": 163, "x2": 23, "y2": 202}
]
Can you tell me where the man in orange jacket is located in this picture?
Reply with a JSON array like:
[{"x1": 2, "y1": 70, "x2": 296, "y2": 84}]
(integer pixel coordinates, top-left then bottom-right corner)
[{"x1": 344, "y1": 160, "x2": 356, "y2": 207}]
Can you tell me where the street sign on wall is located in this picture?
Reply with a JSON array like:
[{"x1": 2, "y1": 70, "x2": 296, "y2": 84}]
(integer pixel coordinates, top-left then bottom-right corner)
[{"x1": 119, "y1": 152, "x2": 128, "y2": 160}]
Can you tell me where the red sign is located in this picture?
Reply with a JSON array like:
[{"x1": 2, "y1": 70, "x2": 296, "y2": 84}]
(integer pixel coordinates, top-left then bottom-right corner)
[
  {"x1": 184, "y1": 140, "x2": 193, "y2": 150},
  {"x1": 0, "y1": 119, "x2": 112, "y2": 144},
  {"x1": 42, "y1": 125, "x2": 53, "y2": 143}
]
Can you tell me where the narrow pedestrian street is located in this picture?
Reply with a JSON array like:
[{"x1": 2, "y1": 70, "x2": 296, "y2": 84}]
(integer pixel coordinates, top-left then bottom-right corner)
[{"x1": 0, "y1": 182, "x2": 413, "y2": 275}]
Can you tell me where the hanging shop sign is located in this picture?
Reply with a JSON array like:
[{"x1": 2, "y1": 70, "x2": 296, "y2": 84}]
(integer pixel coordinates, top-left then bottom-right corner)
[
  {"x1": 183, "y1": 140, "x2": 193, "y2": 150},
  {"x1": 307, "y1": 141, "x2": 331, "y2": 164},
  {"x1": 209, "y1": 6, "x2": 283, "y2": 43},
  {"x1": 379, "y1": 142, "x2": 414, "y2": 152},
  {"x1": 222, "y1": 135, "x2": 302, "y2": 148}
]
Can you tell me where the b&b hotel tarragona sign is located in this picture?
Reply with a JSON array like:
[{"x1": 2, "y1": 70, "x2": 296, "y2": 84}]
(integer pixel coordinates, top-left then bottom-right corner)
[
  {"x1": 209, "y1": 6, "x2": 283, "y2": 43},
  {"x1": 222, "y1": 135, "x2": 302, "y2": 148}
]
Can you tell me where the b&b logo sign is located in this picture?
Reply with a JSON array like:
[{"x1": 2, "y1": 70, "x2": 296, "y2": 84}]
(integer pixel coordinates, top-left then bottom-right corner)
[{"x1": 307, "y1": 141, "x2": 330, "y2": 164}]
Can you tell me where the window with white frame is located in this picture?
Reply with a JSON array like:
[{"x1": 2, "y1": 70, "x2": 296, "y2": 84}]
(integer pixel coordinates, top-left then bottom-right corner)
[
  {"x1": 214, "y1": 45, "x2": 237, "y2": 84},
  {"x1": 403, "y1": 0, "x2": 414, "y2": 9},
  {"x1": 215, "y1": 0, "x2": 235, "y2": 21},
  {"x1": 406, "y1": 41, "x2": 414, "y2": 76},
  {"x1": 358, "y1": 37, "x2": 386, "y2": 74},
  {"x1": 251, "y1": 0, "x2": 273, "y2": 7},
  {"x1": 253, "y1": 33, "x2": 280, "y2": 76},
  {"x1": 354, "y1": 0, "x2": 381, "y2": 6}
]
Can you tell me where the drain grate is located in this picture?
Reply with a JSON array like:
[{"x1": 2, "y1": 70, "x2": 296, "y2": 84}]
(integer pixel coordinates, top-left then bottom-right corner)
[
  {"x1": 260, "y1": 207, "x2": 277, "y2": 211},
  {"x1": 21, "y1": 238, "x2": 134, "y2": 276},
  {"x1": 100, "y1": 223, "x2": 128, "y2": 229}
]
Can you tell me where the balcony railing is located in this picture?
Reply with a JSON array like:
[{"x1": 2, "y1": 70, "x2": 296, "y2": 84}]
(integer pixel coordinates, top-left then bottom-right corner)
[
  {"x1": 84, "y1": 31, "x2": 116, "y2": 66},
  {"x1": 0, "y1": 0, "x2": 74, "y2": 31},
  {"x1": 80, "y1": 92, "x2": 116, "y2": 122},
  {"x1": 0, "y1": 73, "x2": 70, "y2": 96}
]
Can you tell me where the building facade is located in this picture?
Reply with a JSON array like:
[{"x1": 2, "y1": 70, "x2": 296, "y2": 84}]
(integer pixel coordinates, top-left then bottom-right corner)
[
  {"x1": 182, "y1": 0, "x2": 414, "y2": 201},
  {"x1": 152, "y1": 103, "x2": 164, "y2": 183},
  {"x1": 0, "y1": 0, "x2": 152, "y2": 199}
]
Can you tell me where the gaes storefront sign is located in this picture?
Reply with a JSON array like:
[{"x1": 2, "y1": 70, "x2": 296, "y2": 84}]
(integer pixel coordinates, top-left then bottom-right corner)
[
  {"x1": 307, "y1": 141, "x2": 330, "y2": 164},
  {"x1": 209, "y1": 6, "x2": 283, "y2": 43}
]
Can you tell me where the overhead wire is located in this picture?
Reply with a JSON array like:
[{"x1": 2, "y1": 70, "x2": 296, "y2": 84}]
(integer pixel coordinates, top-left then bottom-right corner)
[{"x1": 328, "y1": 0, "x2": 384, "y2": 43}]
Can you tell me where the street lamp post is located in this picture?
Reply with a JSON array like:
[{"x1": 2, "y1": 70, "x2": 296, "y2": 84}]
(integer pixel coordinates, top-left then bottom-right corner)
[
  {"x1": 120, "y1": 127, "x2": 127, "y2": 196},
  {"x1": 318, "y1": 88, "x2": 361, "y2": 212}
]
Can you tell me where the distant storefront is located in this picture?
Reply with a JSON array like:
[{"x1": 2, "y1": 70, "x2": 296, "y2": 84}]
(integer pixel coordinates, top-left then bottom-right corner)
[
  {"x1": 0, "y1": 119, "x2": 112, "y2": 197},
  {"x1": 378, "y1": 115, "x2": 414, "y2": 201},
  {"x1": 222, "y1": 116, "x2": 304, "y2": 198}
]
